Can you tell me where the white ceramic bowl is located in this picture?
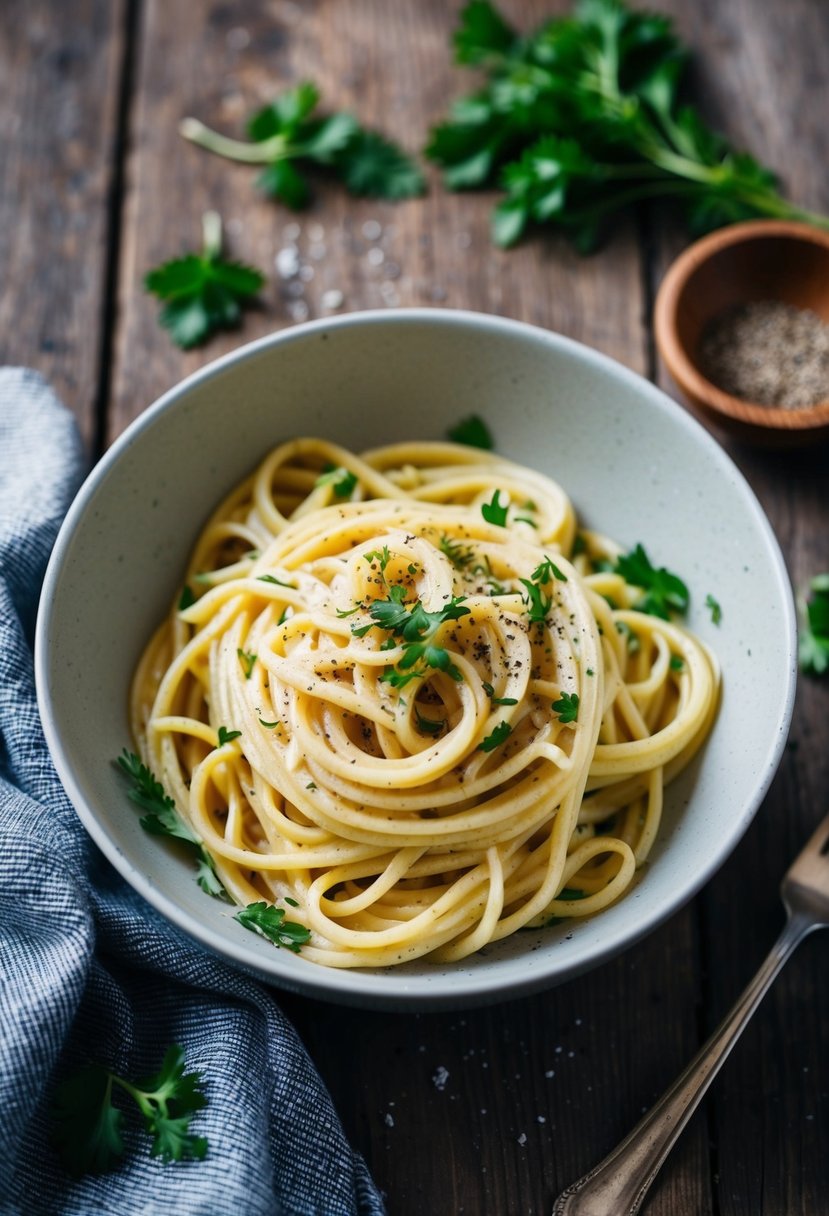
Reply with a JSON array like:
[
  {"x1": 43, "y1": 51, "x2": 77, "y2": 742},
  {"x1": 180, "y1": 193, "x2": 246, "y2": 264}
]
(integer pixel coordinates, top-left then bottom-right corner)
[{"x1": 35, "y1": 310, "x2": 796, "y2": 1010}]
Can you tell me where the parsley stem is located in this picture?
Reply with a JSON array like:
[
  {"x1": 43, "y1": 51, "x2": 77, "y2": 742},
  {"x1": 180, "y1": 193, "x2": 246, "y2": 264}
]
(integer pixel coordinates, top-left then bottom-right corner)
[
  {"x1": 179, "y1": 117, "x2": 288, "y2": 164},
  {"x1": 202, "y1": 209, "x2": 222, "y2": 260}
]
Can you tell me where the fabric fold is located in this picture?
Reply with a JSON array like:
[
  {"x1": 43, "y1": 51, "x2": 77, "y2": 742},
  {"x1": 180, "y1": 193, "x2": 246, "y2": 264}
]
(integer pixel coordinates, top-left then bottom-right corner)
[{"x1": 0, "y1": 369, "x2": 385, "y2": 1216}]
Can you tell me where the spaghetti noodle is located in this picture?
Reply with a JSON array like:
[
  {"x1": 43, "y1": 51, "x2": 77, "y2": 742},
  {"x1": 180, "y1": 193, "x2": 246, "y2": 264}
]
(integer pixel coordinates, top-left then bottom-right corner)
[{"x1": 131, "y1": 438, "x2": 718, "y2": 968}]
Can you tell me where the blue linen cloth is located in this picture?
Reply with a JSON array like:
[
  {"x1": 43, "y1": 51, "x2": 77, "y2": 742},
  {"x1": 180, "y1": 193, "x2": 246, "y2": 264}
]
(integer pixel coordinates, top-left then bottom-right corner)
[{"x1": 0, "y1": 369, "x2": 386, "y2": 1216}]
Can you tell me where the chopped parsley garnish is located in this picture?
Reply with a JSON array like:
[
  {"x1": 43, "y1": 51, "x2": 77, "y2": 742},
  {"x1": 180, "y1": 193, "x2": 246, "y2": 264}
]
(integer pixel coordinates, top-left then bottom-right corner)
[
  {"x1": 799, "y1": 574, "x2": 829, "y2": 676},
  {"x1": 482, "y1": 681, "x2": 518, "y2": 706},
  {"x1": 479, "y1": 720, "x2": 512, "y2": 752},
  {"x1": 116, "y1": 751, "x2": 227, "y2": 899},
  {"x1": 481, "y1": 489, "x2": 509, "y2": 527},
  {"x1": 364, "y1": 545, "x2": 391, "y2": 571},
  {"x1": 446, "y1": 415, "x2": 494, "y2": 449},
  {"x1": 257, "y1": 574, "x2": 296, "y2": 587},
  {"x1": 558, "y1": 886, "x2": 587, "y2": 900},
  {"x1": 415, "y1": 709, "x2": 445, "y2": 736},
  {"x1": 532, "y1": 557, "x2": 567, "y2": 584},
  {"x1": 51, "y1": 1044, "x2": 208, "y2": 1176},
  {"x1": 144, "y1": 211, "x2": 264, "y2": 349},
  {"x1": 180, "y1": 81, "x2": 424, "y2": 206},
  {"x1": 352, "y1": 585, "x2": 470, "y2": 688},
  {"x1": 234, "y1": 901, "x2": 311, "y2": 952},
  {"x1": 217, "y1": 726, "x2": 241, "y2": 747},
  {"x1": 519, "y1": 577, "x2": 553, "y2": 624},
  {"x1": 237, "y1": 648, "x2": 257, "y2": 679},
  {"x1": 315, "y1": 465, "x2": 358, "y2": 498},
  {"x1": 615, "y1": 620, "x2": 641, "y2": 653},
  {"x1": 258, "y1": 718, "x2": 280, "y2": 730},
  {"x1": 705, "y1": 593, "x2": 722, "y2": 625},
  {"x1": 305, "y1": 782, "x2": 317, "y2": 790},
  {"x1": 178, "y1": 585, "x2": 196, "y2": 611},
  {"x1": 552, "y1": 691, "x2": 579, "y2": 724},
  {"x1": 439, "y1": 533, "x2": 476, "y2": 569},
  {"x1": 615, "y1": 544, "x2": 689, "y2": 619},
  {"x1": 669, "y1": 655, "x2": 685, "y2": 671}
]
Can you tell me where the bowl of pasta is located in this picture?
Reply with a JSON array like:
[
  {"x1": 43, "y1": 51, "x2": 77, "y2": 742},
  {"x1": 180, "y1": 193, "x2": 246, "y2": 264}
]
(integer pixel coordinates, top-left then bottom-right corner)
[{"x1": 36, "y1": 309, "x2": 796, "y2": 1009}]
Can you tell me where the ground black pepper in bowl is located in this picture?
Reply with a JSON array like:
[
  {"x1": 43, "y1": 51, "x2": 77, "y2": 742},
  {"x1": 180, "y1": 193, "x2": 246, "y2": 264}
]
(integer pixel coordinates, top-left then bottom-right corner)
[{"x1": 698, "y1": 300, "x2": 829, "y2": 409}]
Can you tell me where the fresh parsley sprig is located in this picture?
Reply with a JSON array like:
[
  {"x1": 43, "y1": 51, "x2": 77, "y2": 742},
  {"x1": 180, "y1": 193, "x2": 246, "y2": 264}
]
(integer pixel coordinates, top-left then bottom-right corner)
[
  {"x1": 315, "y1": 465, "x2": 359, "y2": 498},
  {"x1": 235, "y1": 901, "x2": 312, "y2": 952},
  {"x1": 144, "y1": 211, "x2": 264, "y2": 349},
  {"x1": 52, "y1": 1045, "x2": 208, "y2": 1176},
  {"x1": 427, "y1": 0, "x2": 829, "y2": 250},
  {"x1": 116, "y1": 751, "x2": 228, "y2": 900},
  {"x1": 614, "y1": 543, "x2": 689, "y2": 620},
  {"x1": 180, "y1": 81, "x2": 424, "y2": 206},
  {"x1": 351, "y1": 585, "x2": 470, "y2": 688},
  {"x1": 799, "y1": 574, "x2": 829, "y2": 676}
]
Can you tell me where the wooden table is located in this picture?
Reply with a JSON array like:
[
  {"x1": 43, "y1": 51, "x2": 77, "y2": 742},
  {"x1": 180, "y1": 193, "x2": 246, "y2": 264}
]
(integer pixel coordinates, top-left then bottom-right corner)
[{"x1": 3, "y1": 3, "x2": 827, "y2": 1212}]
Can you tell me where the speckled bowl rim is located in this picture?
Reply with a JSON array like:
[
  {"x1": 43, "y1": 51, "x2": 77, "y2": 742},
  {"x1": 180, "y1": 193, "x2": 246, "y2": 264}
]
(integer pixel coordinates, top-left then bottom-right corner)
[{"x1": 35, "y1": 308, "x2": 798, "y2": 1010}]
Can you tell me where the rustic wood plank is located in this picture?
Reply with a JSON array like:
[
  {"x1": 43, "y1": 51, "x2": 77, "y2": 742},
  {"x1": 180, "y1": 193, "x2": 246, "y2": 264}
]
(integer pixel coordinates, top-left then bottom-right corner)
[
  {"x1": 0, "y1": 0, "x2": 127, "y2": 448},
  {"x1": 110, "y1": 0, "x2": 646, "y2": 437},
  {"x1": 111, "y1": 2, "x2": 714, "y2": 1212},
  {"x1": 652, "y1": 3, "x2": 829, "y2": 1211}
]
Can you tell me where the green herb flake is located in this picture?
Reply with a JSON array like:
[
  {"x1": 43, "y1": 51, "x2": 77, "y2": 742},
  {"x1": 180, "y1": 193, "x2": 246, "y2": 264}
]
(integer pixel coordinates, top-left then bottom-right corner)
[
  {"x1": 481, "y1": 681, "x2": 519, "y2": 706},
  {"x1": 316, "y1": 465, "x2": 358, "y2": 498},
  {"x1": 258, "y1": 718, "x2": 280, "y2": 730},
  {"x1": 479, "y1": 720, "x2": 512, "y2": 752},
  {"x1": 615, "y1": 544, "x2": 689, "y2": 619},
  {"x1": 552, "y1": 691, "x2": 579, "y2": 724},
  {"x1": 217, "y1": 726, "x2": 242, "y2": 747},
  {"x1": 481, "y1": 489, "x2": 509, "y2": 527},
  {"x1": 446, "y1": 415, "x2": 494, "y2": 449},
  {"x1": 799, "y1": 574, "x2": 829, "y2": 676},
  {"x1": 237, "y1": 648, "x2": 257, "y2": 678},
  {"x1": 235, "y1": 901, "x2": 311, "y2": 952},
  {"x1": 178, "y1": 585, "x2": 196, "y2": 611},
  {"x1": 669, "y1": 655, "x2": 685, "y2": 671},
  {"x1": 705, "y1": 593, "x2": 722, "y2": 625},
  {"x1": 116, "y1": 751, "x2": 230, "y2": 900},
  {"x1": 257, "y1": 574, "x2": 296, "y2": 588}
]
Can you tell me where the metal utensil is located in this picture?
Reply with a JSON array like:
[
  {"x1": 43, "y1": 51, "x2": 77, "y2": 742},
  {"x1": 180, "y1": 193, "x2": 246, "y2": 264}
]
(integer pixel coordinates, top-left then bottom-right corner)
[{"x1": 553, "y1": 811, "x2": 829, "y2": 1216}]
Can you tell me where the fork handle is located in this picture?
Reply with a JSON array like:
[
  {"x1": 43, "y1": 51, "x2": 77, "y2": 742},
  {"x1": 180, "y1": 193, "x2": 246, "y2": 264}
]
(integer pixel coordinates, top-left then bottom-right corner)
[{"x1": 552, "y1": 910, "x2": 814, "y2": 1216}]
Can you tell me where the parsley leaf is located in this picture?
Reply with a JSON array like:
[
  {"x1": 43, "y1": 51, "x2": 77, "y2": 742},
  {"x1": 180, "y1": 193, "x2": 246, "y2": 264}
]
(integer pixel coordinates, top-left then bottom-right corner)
[
  {"x1": 447, "y1": 415, "x2": 495, "y2": 449},
  {"x1": 705, "y1": 593, "x2": 722, "y2": 625},
  {"x1": 116, "y1": 751, "x2": 228, "y2": 899},
  {"x1": 519, "y1": 576, "x2": 553, "y2": 624},
  {"x1": 479, "y1": 720, "x2": 512, "y2": 751},
  {"x1": 481, "y1": 681, "x2": 518, "y2": 706},
  {"x1": 799, "y1": 574, "x2": 829, "y2": 676},
  {"x1": 354, "y1": 586, "x2": 470, "y2": 687},
  {"x1": 315, "y1": 465, "x2": 358, "y2": 498},
  {"x1": 552, "y1": 691, "x2": 579, "y2": 724},
  {"x1": 178, "y1": 585, "x2": 196, "y2": 611},
  {"x1": 481, "y1": 489, "x2": 509, "y2": 527},
  {"x1": 615, "y1": 543, "x2": 689, "y2": 619},
  {"x1": 144, "y1": 211, "x2": 263, "y2": 349},
  {"x1": 52, "y1": 1044, "x2": 207, "y2": 1175},
  {"x1": 439, "y1": 533, "x2": 476, "y2": 569},
  {"x1": 180, "y1": 82, "x2": 424, "y2": 205},
  {"x1": 235, "y1": 901, "x2": 312, "y2": 952},
  {"x1": 532, "y1": 556, "x2": 567, "y2": 583},
  {"x1": 217, "y1": 726, "x2": 242, "y2": 747},
  {"x1": 237, "y1": 648, "x2": 257, "y2": 678},
  {"x1": 415, "y1": 709, "x2": 445, "y2": 736}
]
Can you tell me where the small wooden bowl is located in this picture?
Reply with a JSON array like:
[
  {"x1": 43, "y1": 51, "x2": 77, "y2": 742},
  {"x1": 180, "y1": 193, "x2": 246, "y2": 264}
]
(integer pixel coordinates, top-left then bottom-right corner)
[{"x1": 654, "y1": 220, "x2": 829, "y2": 446}]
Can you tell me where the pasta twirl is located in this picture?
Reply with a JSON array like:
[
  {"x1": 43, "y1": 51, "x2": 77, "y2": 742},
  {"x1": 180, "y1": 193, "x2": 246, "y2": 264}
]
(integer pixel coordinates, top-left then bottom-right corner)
[{"x1": 131, "y1": 438, "x2": 718, "y2": 968}]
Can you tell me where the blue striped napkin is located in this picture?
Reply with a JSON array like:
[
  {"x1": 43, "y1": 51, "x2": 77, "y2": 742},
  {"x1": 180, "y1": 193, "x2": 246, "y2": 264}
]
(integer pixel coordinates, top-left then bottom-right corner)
[{"x1": 0, "y1": 369, "x2": 385, "y2": 1216}]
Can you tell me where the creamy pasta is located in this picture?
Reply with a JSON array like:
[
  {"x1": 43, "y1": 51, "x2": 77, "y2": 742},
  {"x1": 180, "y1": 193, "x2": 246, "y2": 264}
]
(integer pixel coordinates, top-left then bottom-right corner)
[{"x1": 131, "y1": 438, "x2": 718, "y2": 968}]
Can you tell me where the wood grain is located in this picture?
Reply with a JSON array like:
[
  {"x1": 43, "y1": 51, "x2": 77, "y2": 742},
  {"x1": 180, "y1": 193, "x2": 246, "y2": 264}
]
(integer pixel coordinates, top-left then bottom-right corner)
[
  {"x1": 0, "y1": 0, "x2": 127, "y2": 448},
  {"x1": 4, "y1": 0, "x2": 826, "y2": 1211},
  {"x1": 653, "y1": 3, "x2": 829, "y2": 1212}
]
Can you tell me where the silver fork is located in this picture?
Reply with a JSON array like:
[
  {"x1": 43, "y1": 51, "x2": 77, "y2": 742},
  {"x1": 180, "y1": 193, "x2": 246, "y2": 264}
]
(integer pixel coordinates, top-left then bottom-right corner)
[{"x1": 552, "y1": 810, "x2": 829, "y2": 1216}]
